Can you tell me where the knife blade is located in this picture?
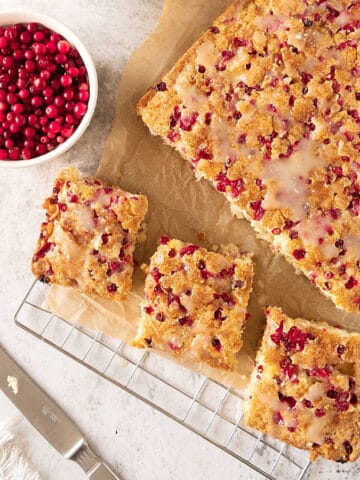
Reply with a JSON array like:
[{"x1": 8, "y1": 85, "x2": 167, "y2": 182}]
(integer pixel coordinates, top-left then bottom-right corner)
[{"x1": 0, "y1": 345, "x2": 121, "y2": 479}]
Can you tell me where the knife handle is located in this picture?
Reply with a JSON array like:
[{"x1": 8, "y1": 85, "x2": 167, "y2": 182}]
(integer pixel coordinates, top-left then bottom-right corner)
[
  {"x1": 88, "y1": 462, "x2": 122, "y2": 480},
  {"x1": 73, "y1": 445, "x2": 122, "y2": 480}
]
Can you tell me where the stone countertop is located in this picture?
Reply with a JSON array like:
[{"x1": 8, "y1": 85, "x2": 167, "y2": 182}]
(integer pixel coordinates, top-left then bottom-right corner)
[{"x1": 0, "y1": 1, "x2": 359, "y2": 479}]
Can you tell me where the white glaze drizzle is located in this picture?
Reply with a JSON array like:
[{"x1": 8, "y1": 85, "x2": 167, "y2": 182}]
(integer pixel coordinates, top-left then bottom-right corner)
[
  {"x1": 306, "y1": 415, "x2": 327, "y2": 445},
  {"x1": 175, "y1": 83, "x2": 207, "y2": 110},
  {"x1": 262, "y1": 139, "x2": 324, "y2": 220},
  {"x1": 298, "y1": 215, "x2": 332, "y2": 247},
  {"x1": 196, "y1": 41, "x2": 218, "y2": 69},
  {"x1": 254, "y1": 14, "x2": 289, "y2": 32}
]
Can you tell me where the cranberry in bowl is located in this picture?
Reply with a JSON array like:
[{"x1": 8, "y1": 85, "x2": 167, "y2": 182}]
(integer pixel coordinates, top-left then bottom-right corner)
[{"x1": 0, "y1": 11, "x2": 98, "y2": 168}]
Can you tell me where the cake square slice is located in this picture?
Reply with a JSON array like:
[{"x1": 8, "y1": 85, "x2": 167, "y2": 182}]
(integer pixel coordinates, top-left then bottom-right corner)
[
  {"x1": 31, "y1": 167, "x2": 148, "y2": 302},
  {"x1": 132, "y1": 238, "x2": 254, "y2": 371},
  {"x1": 244, "y1": 306, "x2": 360, "y2": 462},
  {"x1": 138, "y1": 0, "x2": 360, "y2": 313}
]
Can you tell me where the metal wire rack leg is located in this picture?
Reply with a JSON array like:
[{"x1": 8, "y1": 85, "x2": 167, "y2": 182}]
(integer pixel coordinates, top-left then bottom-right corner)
[{"x1": 14, "y1": 281, "x2": 314, "y2": 480}]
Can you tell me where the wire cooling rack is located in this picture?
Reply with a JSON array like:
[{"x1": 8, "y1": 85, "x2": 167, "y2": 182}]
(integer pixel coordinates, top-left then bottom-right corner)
[{"x1": 14, "y1": 281, "x2": 312, "y2": 480}]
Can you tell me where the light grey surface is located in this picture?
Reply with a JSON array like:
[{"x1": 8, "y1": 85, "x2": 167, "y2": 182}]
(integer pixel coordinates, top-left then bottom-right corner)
[{"x1": 0, "y1": 1, "x2": 358, "y2": 479}]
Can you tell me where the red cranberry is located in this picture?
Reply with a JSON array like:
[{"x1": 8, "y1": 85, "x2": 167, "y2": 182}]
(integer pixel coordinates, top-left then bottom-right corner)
[
  {"x1": 249, "y1": 200, "x2": 265, "y2": 220},
  {"x1": 315, "y1": 408, "x2": 326, "y2": 417},
  {"x1": 49, "y1": 121, "x2": 61, "y2": 133},
  {"x1": 179, "y1": 112, "x2": 198, "y2": 131},
  {"x1": 4, "y1": 27, "x2": 17, "y2": 40},
  {"x1": 101, "y1": 233, "x2": 109, "y2": 244},
  {"x1": 327, "y1": 389, "x2": 339, "y2": 399},
  {"x1": 107, "y1": 283, "x2": 117, "y2": 293},
  {"x1": 155, "y1": 81, "x2": 167, "y2": 91},
  {"x1": 60, "y1": 74, "x2": 72, "y2": 87},
  {"x1": 12, "y1": 103, "x2": 23, "y2": 114},
  {"x1": 61, "y1": 126, "x2": 74, "y2": 138},
  {"x1": 280, "y1": 358, "x2": 298, "y2": 382},
  {"x1": 178, "y1": 316, "x2": 193, "y2": 326},
  {"x1": 32, "y1": 42, "x2": 46, "y2": 56},
  {"x1": 197, "y1": 259, "x2": 206, "y2": 270},
  {"x1": 345, "y1": 276, "x2": 358, "y2": 289},
  {"x1": 50, "y1": 32, "x2": 61, "y2": 43},
  {"x1": 210, "y1": 26, "x2": 220, "y2": 34},
  {"x1": 6, "y1": 92, "x2": 17, "y2": 104},
  {"x1": 278, "y1": 392, "x2": 296, "y2": 409},
  {"x1": 293, "y1": 249, "x2": 306, "y2": 260},
  {"x1": 214, "y1": 308, "x2": 225, "y2": 321},
  {"x1": 54, "y1": 96, "x2": 65, "y2": 107},
  {"x1": 68, "y1": 66, "x2": 79, "y2": 78},
  {"x1": 180, "y1": 244, "x2": 199, "y2": 256},
  {"x1": 270, "y1": 321, "x2": 313, "y2": 352},
  {"x1": 57, "y1": 40, "x2": 71, "y2": 54},
  {"x1": 43, "y1": 86, "x2": 53, "y2": 98},
  {"x1": 33, "y1": 30, "x2": 45, "y2": 42},
  {"x1": 344, "y1": 441, "x2": 353, "y2": 455},
  {"x1": 36, "y1": 143, "x2": 47, "y2": 155},
  {"x1": 151, "y1": 267, "x2": 162, "y2": 283},
  {"x1": 302, "y1": 399, "x2": 313, "y2": 408},
  {"x1": 22, "y1": 146, "x2": 33, "y2": 159},
  {"x1": 9, "y1": 147, "x2": 20, "y2": 160},
  {"x1": 63, "y1": 88, "x2": 74, "y2": 100},
  {"x1": 31, "y1": 96, "x2": 42, "y2": 108},
  {"x1": 45, "y1": 41, "x2": 57, "y2": 53},
  {"x1": 155, "y1": 312, "x2": 165, "y2": 322},
  {"x1": 273, "y1": 411, "x2": 284, "y2": 425},
  {"x1": 310, "y1": 365, "x2": 332, "y2": 378},
  {"x1": 24, "y1": 126, "x2": 35, "y2": 138},
  {"x1": 78, "y1": 81, "x2": 88, "y2": 91},
  {"x1": 73, "y1": 102, "x2": 87, "y2": 118},
  {"x1": 18, "y1": 88, "x2": 29, "y2": 100},
  {"x1": 335, "y1": 397, "x2": 350, "y2": 412},
  {"x1": 212, "y1": 338, "x2": 222, "y2": 351},
  {"x1": 45, "y1": 104, "x2": 58, "y2": 118},
  {"x1": 78, "y1": 90, "x2": 89, "y2": 102},
  {"x1": 350, "y1": 393, "x2": 358, "y2": 405}
]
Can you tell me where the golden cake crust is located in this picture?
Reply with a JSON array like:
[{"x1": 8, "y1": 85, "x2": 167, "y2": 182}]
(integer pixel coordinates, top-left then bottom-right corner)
[
  {"x1": 244, "y1": 306, "x2": 360, "y2": 462},
  {"x1": 132, "y1": 238, "x2": 254, "y2": 371},
  {"x1": 138, "y1": 0, "x2": 360, "y2": 313},
  {"x1": 31, "y1": 167, "x2": 148, "y2": 301}
]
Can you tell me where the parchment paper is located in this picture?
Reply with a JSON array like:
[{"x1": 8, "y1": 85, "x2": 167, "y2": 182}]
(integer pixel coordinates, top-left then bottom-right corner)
[{"x1": 47, "y1": 0, "x2": 360, "y2": 392}]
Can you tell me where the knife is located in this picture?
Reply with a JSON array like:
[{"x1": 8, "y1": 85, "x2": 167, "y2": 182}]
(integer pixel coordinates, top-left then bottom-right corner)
[{"x1": 0, "y1": 345, "x2": 122, "y2": 480}]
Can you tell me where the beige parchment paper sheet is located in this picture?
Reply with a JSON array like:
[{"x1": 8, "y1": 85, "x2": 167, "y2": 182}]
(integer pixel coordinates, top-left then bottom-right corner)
[{"x1": 47, "y1": 0, "x2": 360, "y2": 392}]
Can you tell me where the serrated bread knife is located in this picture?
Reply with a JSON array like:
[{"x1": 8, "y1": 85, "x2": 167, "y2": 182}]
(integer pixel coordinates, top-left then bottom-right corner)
[{"x1": 0, "y1": 345, "x2": 121, "y2": 479}]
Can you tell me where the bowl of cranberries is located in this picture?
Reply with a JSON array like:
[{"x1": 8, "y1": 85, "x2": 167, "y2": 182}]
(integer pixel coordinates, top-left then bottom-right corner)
[{"x1": 0, "y1": 11, "x2": 98, "y2": 167}]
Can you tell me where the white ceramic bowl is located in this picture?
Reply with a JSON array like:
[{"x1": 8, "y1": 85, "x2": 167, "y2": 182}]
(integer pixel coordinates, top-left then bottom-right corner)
[{"x1": 0, "y1": 10, "x2": 98, "y2": 168}]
